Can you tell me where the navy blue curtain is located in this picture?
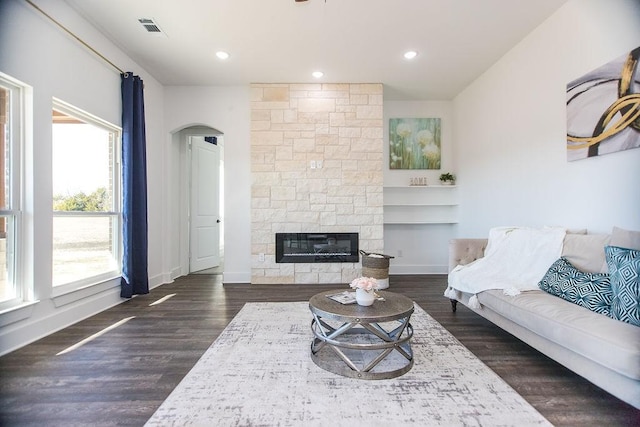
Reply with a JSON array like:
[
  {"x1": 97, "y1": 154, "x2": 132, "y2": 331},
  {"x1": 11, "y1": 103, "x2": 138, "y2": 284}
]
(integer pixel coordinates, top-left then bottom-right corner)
[{"x1": 120, "y1": 73, "x2": 149, "y2": 298}]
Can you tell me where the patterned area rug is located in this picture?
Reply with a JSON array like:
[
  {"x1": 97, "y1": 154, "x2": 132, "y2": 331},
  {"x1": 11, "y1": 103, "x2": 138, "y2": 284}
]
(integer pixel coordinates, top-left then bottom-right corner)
[{"x1": 145, "y1": 301, "x2": 551, "y2": 426}]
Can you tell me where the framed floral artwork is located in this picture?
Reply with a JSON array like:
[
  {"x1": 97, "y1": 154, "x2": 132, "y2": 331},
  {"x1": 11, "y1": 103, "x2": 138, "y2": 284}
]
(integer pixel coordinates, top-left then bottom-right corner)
[{"x1": 389, "y1": 118, "x2": 441, "y2": 169}]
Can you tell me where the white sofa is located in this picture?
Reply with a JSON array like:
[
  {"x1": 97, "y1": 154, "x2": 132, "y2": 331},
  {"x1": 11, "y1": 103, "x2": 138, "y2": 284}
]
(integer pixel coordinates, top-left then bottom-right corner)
[{"x1": 447, "y1": 228, "x2": 640, "y2": 409}]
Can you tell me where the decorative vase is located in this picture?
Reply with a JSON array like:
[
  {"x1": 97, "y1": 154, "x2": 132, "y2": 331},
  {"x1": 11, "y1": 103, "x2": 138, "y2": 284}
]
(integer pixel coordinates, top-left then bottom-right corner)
[{"x1": 355, "y1": 288, "x2": 375, "y2": 306}]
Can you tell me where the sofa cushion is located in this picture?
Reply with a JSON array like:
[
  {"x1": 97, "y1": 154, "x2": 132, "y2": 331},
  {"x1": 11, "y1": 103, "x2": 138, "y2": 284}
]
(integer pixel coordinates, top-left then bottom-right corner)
[
  {"x1": 538, "y1": 257, "x2": 611, "y2": 316},
  {"x1": 561, "y1": 233, "x2": 610, "y2": 273},
  {"x1": 605, "y1": 246, "x2": 640, "y2": 327},
  {"x1": 477, "y1": 289, "x2": 640, "y2": 380},
  {"x1": 610, "y1": 226, "x2": 640, "y2": 250}
]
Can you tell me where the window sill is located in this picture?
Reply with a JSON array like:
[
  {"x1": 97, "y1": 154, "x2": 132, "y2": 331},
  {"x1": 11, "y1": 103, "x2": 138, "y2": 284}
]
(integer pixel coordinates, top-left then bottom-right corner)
[
  {"x1": 0, "y1": 300, "x2": 40, "y2": 327},
  {"x1": 52, "y1": 276, "x2": 121, "y2": 307}
]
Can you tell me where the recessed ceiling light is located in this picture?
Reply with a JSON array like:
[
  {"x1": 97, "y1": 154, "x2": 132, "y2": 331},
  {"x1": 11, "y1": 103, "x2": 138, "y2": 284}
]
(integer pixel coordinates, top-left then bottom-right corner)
[
  {"x1": 216, "y1": 51, "x2": 230, "y2": 60},
  {"x1": 404, "y1": 51, "x2": 418, "y2": 60},
  {"x1": 312, "y1": 71, "x2": 324, "y2": 78}
]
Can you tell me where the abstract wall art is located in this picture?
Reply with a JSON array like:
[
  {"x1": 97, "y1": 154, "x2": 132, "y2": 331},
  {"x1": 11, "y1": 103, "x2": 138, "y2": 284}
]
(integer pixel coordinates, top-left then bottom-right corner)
[
  {"x1": 389, "y1": 118, "x2": 441, "y2": 169},
  {"x1": 566, "y1": 47, "x2": 640, "y2": 161}
]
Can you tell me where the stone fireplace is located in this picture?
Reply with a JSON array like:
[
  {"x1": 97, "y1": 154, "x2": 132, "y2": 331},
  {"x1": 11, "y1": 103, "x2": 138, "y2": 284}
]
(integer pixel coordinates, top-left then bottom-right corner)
[{"x1": 250, "y1": 83, "x2": 384, "y2": 284}]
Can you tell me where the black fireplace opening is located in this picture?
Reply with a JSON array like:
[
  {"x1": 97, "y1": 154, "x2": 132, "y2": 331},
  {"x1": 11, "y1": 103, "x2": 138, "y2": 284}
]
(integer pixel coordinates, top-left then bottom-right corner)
[{"x1": 275, "y1": 232, "x2": 359, "y2": 263}]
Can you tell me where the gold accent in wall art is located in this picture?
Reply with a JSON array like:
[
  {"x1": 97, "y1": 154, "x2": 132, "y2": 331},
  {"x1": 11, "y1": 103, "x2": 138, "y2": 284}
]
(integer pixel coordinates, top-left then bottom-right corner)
[{"x1": 566, "y1": 46, "x2": 640, "y2": 161}]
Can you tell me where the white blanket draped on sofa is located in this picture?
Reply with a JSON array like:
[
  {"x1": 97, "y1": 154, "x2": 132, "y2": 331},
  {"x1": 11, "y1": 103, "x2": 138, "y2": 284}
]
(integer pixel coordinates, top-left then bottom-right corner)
[{"x1": 445, "y1": 226, "x2": 566, "y2": 308}]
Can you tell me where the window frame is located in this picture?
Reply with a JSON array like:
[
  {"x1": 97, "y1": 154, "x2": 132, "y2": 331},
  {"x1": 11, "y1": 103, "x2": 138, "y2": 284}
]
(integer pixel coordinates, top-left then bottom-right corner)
[
  {"x1": 0, "y1": 72, "x2": 26, "y2": 312},
  {"x1": 51, "y1": 98, "x2": 122, "y2": 295}
]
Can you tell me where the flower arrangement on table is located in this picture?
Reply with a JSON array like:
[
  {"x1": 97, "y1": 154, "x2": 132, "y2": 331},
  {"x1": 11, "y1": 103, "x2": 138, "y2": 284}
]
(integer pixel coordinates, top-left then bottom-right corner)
[
  {"x1": 349, "y1": 277, "x2": 380, "y2": 306},
  {"x1": 349, "y1": 277, "x2": 379, "y2": 291}
]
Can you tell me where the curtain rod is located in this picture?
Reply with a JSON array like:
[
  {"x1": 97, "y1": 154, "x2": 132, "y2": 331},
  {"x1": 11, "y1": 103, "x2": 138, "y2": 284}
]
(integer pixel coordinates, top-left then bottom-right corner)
[{"x1": 25, "y1": 0, "x2": 125, "y2": 75}]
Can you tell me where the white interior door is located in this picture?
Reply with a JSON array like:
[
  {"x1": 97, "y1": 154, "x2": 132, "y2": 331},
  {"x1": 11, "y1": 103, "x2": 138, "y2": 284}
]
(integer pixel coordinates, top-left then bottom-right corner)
[{"x1": 189, "y1": 136, "x2": 220, "y2": 272}]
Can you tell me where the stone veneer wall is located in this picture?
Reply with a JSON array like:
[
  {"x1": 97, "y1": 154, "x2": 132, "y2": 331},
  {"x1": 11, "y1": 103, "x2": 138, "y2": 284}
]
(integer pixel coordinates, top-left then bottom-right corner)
[{"x1": 250, "y1": 83, "x2": 384, "y2": 284}]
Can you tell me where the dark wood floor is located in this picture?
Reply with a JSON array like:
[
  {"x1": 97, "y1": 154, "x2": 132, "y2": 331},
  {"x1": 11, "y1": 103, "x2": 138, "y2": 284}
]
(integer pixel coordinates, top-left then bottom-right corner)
[{"x1": 0, "y1": 274, "x2": 638, "y2": 426}]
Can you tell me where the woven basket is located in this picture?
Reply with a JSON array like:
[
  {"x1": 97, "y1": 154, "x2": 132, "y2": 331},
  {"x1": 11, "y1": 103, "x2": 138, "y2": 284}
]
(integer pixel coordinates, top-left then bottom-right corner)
[
  {"x1": 360, "y1": 250, "x2": 394, "y2": 279},
  {"x1": 362, "y1": 266, "x2": 389, "y2": 279}
]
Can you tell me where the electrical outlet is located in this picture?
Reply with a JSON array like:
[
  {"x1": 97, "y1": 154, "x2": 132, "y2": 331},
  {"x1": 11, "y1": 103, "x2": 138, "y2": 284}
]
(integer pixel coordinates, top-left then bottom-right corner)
[
  {"x1": 310, "y1": 160, "x2": 316, "y2": 169},
  {"x1": 317, "y1": 160, "x2": 323, "y2": 169},
  {"x1": 398, "y1": 249, "x2": 403, "y2": 257},
  {"x1": 259, "y1": 253, "x2": 265, "y2": 262}
]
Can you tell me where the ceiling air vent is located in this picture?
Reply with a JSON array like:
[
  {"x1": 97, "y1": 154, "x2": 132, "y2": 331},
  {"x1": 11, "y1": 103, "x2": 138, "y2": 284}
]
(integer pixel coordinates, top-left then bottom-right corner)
[{"x1": 138, "y1": 18, "x2": 166, "y2": 36}]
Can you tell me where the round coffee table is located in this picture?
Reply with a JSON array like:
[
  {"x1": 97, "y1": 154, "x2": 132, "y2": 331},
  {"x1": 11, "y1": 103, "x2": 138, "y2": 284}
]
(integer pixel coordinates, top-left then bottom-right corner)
[{"x1": 309, "y1": 290, "x2": 414, "y2": 380}]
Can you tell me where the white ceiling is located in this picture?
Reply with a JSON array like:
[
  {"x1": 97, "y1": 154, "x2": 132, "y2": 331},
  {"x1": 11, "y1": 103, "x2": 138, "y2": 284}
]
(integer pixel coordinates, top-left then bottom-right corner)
[{"x1": 64, "y1": 0, "x2": 568, "y2": 100}]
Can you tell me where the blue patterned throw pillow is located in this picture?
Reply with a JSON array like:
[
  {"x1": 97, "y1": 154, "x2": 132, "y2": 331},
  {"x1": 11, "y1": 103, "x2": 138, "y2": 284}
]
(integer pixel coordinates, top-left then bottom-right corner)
[
  {"x1": 538, "y1": 257, "x2": 612, "y2": 316},
  {"x1": 605, "y1": 246, "x2": 640, "y2": 326}
]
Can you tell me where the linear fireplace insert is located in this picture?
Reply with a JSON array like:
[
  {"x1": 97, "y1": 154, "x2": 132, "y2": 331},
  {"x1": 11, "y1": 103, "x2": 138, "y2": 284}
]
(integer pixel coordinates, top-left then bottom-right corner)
[{"x1": 275, "y1": 232, "x2": 359, "y2": 263}]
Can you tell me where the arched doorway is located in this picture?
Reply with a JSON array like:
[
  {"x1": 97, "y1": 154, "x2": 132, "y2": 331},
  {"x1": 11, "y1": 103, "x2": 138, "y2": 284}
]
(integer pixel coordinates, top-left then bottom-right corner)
[{"x1": 171, "y1": 125, "x2": 224, "y2": 276}]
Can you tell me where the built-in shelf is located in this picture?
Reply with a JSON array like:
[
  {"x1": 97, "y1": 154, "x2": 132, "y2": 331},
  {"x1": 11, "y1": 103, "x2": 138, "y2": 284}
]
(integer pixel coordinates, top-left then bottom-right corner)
[{"x1": 383, "y1": 186, "x2": 458, "y2": 224}]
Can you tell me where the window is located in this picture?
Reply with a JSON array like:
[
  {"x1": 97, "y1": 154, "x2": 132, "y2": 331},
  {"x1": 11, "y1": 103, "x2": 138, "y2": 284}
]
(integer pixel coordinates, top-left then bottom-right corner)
[
  {"x1": 52, "y1": 100, "x2": 121, "y2": 290},
  {"x1": 0, "y1": 74, "x2": 23, "y2": 308}
]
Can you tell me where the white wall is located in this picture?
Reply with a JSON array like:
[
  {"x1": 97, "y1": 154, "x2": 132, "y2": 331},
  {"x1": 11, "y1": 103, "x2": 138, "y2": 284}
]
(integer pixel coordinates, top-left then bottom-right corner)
[
  {"x1": 163, "y1": 86, "x2": 251, "y2": 283},
  {"x1": 0, "y1": 0, "x2": 166, "y2": 354},
  {"x1": 383, "y1": 101, "x2": 456, "y2": 273},
  {"x1": 453, "y1": 0, "x2": 640, "y2": 237}
]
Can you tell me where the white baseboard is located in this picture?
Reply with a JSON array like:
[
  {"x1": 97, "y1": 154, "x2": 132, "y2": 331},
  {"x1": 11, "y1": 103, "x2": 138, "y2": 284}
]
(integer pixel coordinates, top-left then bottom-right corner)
[
  {"x1": 0, "y1": 287, "x2": 124, "y2": 356},
  {"x1": 222, "y1": 271, "x2": 251, "y2": 283},
  {"x1": 150, "y1": 272, "x2": 172, "y2": 288},
  {"x1": 170, "y1": 266, "x2": 182, "y2": 281},
  {"x1": 0, "y1": 274, "x2": 176, "y2": 357}
]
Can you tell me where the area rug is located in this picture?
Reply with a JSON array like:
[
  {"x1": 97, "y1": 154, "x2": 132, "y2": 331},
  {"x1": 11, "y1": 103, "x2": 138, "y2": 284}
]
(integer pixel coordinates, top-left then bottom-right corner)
[{"x1": 145, "y1": 301, "x2": 551, "y2": 426}]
